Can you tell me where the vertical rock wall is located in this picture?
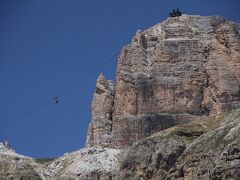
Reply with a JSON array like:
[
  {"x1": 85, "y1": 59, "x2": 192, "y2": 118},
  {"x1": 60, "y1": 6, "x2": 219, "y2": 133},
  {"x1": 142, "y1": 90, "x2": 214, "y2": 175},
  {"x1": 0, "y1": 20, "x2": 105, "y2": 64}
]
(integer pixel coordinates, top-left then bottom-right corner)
[
  {"x1": 87, "y1": 15, "x2": 240, "y2": 148},
  {"x1": 86, "y1": 74, "x2": 114, "y2": 147}
]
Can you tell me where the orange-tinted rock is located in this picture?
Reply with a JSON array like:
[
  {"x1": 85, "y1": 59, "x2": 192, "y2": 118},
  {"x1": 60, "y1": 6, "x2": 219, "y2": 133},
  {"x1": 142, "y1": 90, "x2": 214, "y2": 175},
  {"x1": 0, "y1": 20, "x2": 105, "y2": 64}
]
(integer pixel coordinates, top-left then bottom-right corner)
[
  {"x1": 87, "y1": 15, "x2": 240, "y2": 148},
  {"x1": 86, "y1": 74, "x2": 114, "y2": 147}
]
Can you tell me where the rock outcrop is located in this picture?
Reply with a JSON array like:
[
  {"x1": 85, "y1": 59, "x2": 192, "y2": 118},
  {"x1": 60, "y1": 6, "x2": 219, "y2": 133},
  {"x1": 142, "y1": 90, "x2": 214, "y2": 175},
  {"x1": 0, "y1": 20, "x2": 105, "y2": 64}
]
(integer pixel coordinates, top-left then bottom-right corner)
[
  {"x1": 86, "y1": 74, "x2": 115, "y2": 148},
  {"x1": 87, "y1": 15, "x2": 240, "y2": 148},
  {"x1": 1, "y1": 14, "x2": 240, "y2": 180},
  {"x1": 118, "y1": 108, "x2": 240, "y2": 180},
  {"x1": 0, "y1": 143, "x2": 43, "y2": 180},
  {"x1": 43, "y1": 147, "x2": 123, "y2": 180},
  {"x1": 2, "y1": 108, "x2": 240, "y2": 180}
]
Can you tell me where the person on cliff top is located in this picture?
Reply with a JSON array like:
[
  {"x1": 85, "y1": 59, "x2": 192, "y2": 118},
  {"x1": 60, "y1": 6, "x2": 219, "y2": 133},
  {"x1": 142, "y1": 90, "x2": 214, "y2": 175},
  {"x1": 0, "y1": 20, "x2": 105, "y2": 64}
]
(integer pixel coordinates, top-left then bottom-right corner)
[
  {"x1": 54, "y1": 96, "x2": 59, "y2": 104},
  {"x1": 169, "y1": 8, "x2": 182, "y2": 17},
  {"x1": 176, "y1": 8, "x2": 182, "y2": 16},
  {"x1": 169, "y1": 9, "x2": 176, "y2": 17}
]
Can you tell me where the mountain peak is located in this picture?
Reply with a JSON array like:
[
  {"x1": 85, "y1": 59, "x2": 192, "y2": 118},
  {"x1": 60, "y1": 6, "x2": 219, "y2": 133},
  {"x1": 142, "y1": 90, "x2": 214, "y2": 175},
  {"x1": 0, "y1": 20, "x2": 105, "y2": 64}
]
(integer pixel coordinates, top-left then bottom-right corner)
[
  {"x1": 1, "y1": 15, "x2": 240, "y2": 180},
  {"x1": 87, "y1": 14, "x2": 240, "y2": 148}
]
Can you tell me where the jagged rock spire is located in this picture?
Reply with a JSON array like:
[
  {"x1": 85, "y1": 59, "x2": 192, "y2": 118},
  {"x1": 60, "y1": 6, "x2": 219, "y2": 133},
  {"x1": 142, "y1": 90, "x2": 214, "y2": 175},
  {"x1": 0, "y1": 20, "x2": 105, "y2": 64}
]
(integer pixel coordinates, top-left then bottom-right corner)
[{"x1": 86, "y1": 74, "x2": 115, "y2": 147}]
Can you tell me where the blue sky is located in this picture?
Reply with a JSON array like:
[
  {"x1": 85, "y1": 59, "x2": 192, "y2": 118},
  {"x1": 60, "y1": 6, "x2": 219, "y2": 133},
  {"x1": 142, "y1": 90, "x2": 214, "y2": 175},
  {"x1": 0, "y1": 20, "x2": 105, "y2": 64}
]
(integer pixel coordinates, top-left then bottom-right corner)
[{"x1": 0, "y1": 0, "x2": 239, "y2": 158}]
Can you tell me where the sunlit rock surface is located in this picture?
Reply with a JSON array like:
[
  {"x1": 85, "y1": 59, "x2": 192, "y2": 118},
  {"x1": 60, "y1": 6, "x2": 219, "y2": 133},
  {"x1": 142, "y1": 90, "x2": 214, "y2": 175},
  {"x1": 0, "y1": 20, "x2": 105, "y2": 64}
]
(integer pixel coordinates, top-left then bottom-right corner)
[
  {"x1": 1, "y1": 14, "x2": 240, "y2": 180},
  {"x1": 87, "y1": 15, "x2": 240, "y2": 148}
]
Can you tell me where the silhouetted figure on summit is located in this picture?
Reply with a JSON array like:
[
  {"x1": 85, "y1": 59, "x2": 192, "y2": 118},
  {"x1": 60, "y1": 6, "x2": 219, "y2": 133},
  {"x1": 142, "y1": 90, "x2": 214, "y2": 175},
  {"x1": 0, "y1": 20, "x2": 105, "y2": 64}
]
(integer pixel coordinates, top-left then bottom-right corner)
[
  {"x1": 169, "y1": 9, "x2": 176, "y2": 17},
  {"x1": 169, "y1": 8, "x2": 182, "y2": 17},
  {"x1": 176, "y1": 8, "x2": 182, "y2": 16},
  {"x1": 54, "y1": 96, "x2": 59, "y2": 104}
]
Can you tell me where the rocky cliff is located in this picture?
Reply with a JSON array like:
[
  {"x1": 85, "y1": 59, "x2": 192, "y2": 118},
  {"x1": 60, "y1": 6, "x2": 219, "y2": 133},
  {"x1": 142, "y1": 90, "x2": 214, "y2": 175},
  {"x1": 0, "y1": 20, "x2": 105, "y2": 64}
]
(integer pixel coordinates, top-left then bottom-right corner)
[
  {"x1": 118, "y1": 109, "x2": 240, "y2": 179},
  {"x1": 1, "y1": 15, "x2": 240, "y2": 180},
  {"x1": 87, "y1": 14, "x2": 240, "y2": 148},
  {"x1": 1, "y1": 108, "x2": 240, "y2": 179}
]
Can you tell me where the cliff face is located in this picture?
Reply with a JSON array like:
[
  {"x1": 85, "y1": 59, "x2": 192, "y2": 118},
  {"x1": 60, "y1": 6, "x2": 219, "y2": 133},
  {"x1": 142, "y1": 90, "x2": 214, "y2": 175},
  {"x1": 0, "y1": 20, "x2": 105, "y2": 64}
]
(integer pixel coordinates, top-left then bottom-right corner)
[
  {"x1": 1, "y1": 109, "x2": 240, "y2": 180},
  {"x1": 1, "y1": 15, "x2": 240, "y2": 180},
  {"x1": 87, "y1": 15, "x2": 240, "y2": 148},
  {"x1": 118, "y1": 109, "x2": 240, "y2": 180},
  {"x1": 86, "y1": 74, "x2": 115, "y2": 148}
]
